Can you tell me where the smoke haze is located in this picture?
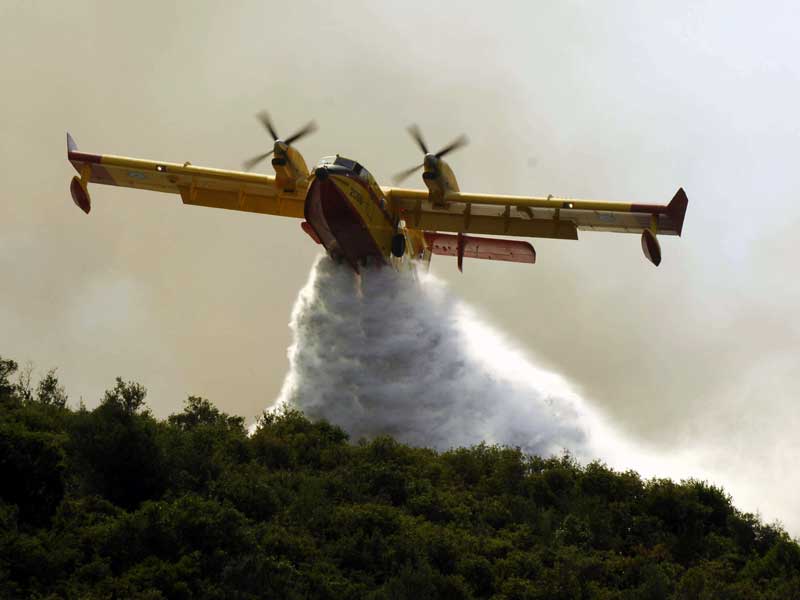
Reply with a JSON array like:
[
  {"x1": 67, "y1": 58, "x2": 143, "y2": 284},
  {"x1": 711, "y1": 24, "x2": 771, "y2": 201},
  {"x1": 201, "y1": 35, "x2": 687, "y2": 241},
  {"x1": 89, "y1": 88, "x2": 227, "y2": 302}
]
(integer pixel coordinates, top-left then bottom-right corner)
[{"x1": 3, "y1": 0, "x2": 800, "y2": 533}]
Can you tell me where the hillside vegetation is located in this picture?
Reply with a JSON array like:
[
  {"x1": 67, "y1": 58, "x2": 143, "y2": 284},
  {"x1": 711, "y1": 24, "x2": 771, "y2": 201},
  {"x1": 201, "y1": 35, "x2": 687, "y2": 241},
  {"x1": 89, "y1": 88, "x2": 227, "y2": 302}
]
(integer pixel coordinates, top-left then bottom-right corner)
[{"x1": 1, "y1": 355, "x2": 799, "y2": 599}]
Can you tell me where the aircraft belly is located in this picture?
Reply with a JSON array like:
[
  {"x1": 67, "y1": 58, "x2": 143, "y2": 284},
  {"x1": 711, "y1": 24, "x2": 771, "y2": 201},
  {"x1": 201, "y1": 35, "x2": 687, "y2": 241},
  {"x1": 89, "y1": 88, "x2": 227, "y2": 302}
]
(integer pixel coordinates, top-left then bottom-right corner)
[{"x1": 305, "y1": 176, "x2": 388, "y2": 271}]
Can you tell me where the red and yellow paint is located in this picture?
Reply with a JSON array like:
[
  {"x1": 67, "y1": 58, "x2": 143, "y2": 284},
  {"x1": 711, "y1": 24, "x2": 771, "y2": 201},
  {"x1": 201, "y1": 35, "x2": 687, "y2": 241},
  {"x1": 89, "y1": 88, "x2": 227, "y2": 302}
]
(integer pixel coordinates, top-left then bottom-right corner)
[{"x1": 66, "y1": 133, "x2": 688, "y2": 272}]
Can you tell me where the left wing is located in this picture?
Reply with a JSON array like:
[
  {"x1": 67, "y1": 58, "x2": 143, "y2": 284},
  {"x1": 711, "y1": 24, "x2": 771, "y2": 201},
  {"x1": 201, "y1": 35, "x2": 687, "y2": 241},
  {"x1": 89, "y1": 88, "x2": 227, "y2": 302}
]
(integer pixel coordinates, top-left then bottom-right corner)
[
  {"x1": 67, "y1": 133, "x2": 305, "y2": 218},
  {"x1": 383, "y1": 186, "x2": 687, "y2": 239},
  {"x1": 384, "y1": 185, "x2": 688, "y2": 266}
]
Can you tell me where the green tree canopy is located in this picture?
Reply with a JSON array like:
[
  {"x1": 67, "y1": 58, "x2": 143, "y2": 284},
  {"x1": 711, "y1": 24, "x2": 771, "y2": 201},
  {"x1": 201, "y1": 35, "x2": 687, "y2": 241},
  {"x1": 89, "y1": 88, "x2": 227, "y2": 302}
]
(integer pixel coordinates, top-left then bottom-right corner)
[{"x1": 0, "y1": 354, "x2": 798, "y2": 599}]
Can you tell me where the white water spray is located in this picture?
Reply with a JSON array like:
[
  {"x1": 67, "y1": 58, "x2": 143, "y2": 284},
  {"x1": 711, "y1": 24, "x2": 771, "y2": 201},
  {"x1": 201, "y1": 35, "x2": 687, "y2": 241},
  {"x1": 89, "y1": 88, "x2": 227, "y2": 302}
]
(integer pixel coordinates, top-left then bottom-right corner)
[
  {"x1": 277, "y1": 256, "x2": 595, "y2": 458},
  {"x1": 273, "y1": 257, "x2": 797, "y2": 534}
]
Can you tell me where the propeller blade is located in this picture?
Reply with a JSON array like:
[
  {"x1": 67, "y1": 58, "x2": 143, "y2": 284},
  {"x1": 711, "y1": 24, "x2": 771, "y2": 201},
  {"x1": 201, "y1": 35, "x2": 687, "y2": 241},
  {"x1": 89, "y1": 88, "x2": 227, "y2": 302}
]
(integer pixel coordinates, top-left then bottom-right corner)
[
  {"x1": 392, "y1": 163, "x2": 424, "y2": 184},
  {"x1": 407, "y1": 124, "x2": 429, "y2": 154},
  {"x1": 242, "y1": 150, "x2": 274, "y2": 171},
  {"x1": 256, "y1": 111, "x2": 279, "y2": 141},
  {"x1": 284, "y1": 120, "x2": 318, "y2": 145},
  {"x1": 435, "y1": 134, "x2": 468, "y2": 159}
]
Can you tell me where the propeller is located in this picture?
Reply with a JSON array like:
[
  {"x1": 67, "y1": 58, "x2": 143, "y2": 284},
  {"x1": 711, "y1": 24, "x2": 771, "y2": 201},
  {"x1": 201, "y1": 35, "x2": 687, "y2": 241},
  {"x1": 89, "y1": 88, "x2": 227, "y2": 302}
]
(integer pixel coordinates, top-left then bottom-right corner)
[
  {"x1": 242, "y1": 111, "x2": 318, "y2": 171},
  {"x1": 393, "y1": 125, "x2": 468, "y2": 184}
]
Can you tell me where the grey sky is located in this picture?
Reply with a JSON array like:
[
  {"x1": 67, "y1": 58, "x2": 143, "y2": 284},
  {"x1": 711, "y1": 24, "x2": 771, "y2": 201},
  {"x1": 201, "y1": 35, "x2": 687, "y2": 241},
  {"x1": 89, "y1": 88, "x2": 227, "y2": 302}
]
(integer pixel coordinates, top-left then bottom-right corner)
[{"x1": 3, "y1": 1, "x2": 799, "y2": 528}]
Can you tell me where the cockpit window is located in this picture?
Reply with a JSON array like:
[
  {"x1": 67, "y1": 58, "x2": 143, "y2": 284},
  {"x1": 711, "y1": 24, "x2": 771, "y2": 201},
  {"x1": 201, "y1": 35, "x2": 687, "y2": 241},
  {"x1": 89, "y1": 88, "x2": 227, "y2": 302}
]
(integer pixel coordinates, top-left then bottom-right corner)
[
  {"x1": 357, "y1": 166, "x2": 372, "y2": 182},
  {"x1": 317, "y1": 156, "x2": 373, "y2": 183},
  {"x1": 334, "y1": 156, "x2": 357, "y2": 171}
]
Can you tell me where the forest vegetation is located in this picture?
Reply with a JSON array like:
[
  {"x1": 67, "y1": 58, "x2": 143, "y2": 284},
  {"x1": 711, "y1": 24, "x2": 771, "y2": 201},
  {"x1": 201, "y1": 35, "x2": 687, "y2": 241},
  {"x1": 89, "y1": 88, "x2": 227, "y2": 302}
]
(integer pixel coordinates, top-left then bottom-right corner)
[{"x1": 1, "y1": 355, "x2": 799, "y2": 599}]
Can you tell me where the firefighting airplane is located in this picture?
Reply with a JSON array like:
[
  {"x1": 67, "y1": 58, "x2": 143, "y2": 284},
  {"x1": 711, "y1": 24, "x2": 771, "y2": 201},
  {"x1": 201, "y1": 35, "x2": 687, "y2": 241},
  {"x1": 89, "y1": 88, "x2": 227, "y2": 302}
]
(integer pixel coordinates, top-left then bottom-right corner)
[{"x1": 66, "y1": 113, "x2": 688, "y2": 273}]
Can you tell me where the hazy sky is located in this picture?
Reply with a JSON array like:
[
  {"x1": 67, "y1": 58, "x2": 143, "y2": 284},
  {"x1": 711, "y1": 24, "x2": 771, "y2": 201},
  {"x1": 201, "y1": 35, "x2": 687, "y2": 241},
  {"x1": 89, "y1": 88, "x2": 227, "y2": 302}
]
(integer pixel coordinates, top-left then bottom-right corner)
[{"x1": 3, "y1": 1, "x2": 800, "y2": 525}]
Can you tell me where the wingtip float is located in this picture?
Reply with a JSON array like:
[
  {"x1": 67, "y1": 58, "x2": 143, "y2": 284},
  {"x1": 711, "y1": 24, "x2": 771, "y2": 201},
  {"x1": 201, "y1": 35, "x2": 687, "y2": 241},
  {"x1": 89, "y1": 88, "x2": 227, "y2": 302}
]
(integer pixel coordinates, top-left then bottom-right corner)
[
  {"x1": 66, "y1": 117, "x2": 688, "y2": 272},
  {"x1": 67, "y1": 133, "x2": 92, "y2": 214}
]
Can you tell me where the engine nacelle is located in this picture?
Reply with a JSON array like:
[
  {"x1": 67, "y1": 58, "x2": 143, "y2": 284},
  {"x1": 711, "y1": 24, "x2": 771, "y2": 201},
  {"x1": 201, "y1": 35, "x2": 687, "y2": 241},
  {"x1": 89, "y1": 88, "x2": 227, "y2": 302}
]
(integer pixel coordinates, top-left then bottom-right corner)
[{"x1": 422, "y1": 169, "x2": 445, "y2": 205}]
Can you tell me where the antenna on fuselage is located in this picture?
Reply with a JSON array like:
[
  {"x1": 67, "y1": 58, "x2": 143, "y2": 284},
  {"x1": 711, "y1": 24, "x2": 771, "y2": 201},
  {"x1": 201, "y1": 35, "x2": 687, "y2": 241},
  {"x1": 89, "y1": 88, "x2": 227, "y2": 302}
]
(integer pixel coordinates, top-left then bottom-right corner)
[
  {"x1": 392, "y1": 125, "x2": 468, "y2": 184},
  {"x1": 242, "y1": 111, "x2": 318, "y2": 171}
]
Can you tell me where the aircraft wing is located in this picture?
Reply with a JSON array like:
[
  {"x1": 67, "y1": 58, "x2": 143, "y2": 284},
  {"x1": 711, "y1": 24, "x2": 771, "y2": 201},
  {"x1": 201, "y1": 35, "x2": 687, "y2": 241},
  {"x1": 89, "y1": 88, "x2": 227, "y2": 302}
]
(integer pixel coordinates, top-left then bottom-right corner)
[
  {"x1": 66, "y1": 133, "x2": 305, "y2": 217},
  {"x1": 383, "y1": 186, "x2": 688, "y2": 241}
]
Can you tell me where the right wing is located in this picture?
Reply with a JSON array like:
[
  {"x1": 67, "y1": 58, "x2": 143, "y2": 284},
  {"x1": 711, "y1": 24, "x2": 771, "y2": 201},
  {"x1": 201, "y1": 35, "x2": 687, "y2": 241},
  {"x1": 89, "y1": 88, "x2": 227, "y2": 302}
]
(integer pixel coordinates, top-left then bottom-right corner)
[{"x1": 66, "y1": 133, "x2": 305, "y2": 217}]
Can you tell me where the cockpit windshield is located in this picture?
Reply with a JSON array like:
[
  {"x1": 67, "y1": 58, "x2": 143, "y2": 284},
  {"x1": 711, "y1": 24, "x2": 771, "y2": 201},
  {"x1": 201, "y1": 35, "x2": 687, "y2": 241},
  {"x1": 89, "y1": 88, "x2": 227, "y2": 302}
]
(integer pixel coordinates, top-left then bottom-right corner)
[
  {"x1": 334, "y1": 156, "x2": 357, "y2": 171},
  {"x1": 318, "y1": 155, "x2": 373, "y2": 183},
  {"x1": 356, "y1": 164, "x2": 372, "y2": 182}
]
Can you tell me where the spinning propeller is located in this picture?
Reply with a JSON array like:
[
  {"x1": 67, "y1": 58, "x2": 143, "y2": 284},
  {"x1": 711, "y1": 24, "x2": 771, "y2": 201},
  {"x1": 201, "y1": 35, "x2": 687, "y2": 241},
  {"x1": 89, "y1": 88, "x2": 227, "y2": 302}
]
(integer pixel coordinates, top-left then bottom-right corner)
[
  {"x1": 393, "y1": 124, "x2": 468, "y2": 183},
  {"x1": 242, "y1": 111, "x2": 318, "y2": 171}
]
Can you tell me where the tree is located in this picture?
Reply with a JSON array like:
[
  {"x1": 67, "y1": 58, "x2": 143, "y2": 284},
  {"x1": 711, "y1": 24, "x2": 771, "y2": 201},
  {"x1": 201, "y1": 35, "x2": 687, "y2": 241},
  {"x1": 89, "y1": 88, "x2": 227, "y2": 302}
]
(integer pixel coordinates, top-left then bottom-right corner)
[
  {"x1": 15, "y1": 362, "x2": 34, "y2": 404},
  {"x1": 168, "y1": 396, "x2": 244, "y2": 431},
  {"x1": 36, "y1": 369, "x2": 68, "y2": 408},
  {"x1": 68, "y1": 378, "x2": 164, "y2": 508},
  {"x1": 0, "y1": 357, "x2": 18, "y2": 402},
  {"x1": 162, "y1": 397, "x2": 248, "y2": 494},
  {"x1": 0, "y1": 424, "x2": 65, "y2": 526},
  {"x1": 102, "y1": 377, "x2": 148, "y2": 415}
]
